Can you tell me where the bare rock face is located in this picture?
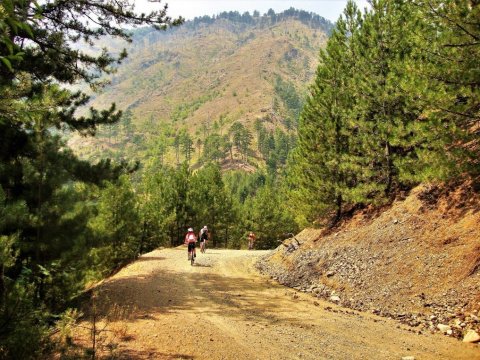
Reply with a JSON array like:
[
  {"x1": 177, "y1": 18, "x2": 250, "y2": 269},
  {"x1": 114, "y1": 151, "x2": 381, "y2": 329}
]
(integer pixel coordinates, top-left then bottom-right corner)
[{"x1": 462, "y1": 329, "x2": 480, "y2": 343}]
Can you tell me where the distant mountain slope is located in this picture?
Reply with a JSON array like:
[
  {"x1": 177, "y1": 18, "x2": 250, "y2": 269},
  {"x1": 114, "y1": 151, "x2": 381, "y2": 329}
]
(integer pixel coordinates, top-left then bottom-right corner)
[{"x1": 70, "y1": 9, "x2": 332, "y2": 167}]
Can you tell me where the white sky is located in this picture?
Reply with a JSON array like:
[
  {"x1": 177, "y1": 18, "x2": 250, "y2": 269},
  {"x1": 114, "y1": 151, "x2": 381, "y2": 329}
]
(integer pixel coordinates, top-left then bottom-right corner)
[{"x1": 134, "y1": 0, "x2": 370, "y2": 23}]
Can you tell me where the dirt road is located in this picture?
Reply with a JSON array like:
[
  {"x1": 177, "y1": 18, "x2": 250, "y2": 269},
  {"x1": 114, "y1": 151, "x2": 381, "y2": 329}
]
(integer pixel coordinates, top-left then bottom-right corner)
[{"x1": 79, "y1": 248, "x2": 480, "y2": 359}]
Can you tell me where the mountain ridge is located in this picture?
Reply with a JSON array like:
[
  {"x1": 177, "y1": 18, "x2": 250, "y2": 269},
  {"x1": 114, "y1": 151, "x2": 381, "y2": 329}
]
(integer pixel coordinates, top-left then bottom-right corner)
[{"x1": 69, "y1": 9, "x2": 332, "y2": 168}]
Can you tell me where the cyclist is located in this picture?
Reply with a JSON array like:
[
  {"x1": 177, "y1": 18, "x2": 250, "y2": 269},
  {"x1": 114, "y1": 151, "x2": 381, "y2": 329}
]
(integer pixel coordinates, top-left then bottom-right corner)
[
  {"x1": 199, "y1": 226, "x2": 208, "y2": 253},
  {"x1": 184, "y1": 227, "x2": 197, "y2": 261}
]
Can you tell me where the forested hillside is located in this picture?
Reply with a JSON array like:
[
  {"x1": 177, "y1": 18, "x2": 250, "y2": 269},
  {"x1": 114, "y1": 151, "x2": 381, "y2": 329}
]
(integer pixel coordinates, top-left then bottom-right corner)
[{"x1": 69, "y1": 9, "x2": 332, "y2": 168}]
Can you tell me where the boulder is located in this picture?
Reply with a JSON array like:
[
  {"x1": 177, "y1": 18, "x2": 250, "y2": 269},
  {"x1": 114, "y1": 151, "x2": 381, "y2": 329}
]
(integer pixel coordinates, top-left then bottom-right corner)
[
  {"x1": 330, "y1": 295, "x2": 341, "y2": 303},
  {"x1": 463, "y1": 330, "x2": 480, "y2": 343},
  {"x1": 437, "y1": 324, "x2": 451, "y2": 333}
]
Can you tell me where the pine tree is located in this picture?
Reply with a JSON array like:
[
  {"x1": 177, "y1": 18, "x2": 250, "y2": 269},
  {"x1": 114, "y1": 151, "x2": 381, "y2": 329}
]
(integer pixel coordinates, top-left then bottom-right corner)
[
  {"x1": 352, "y1": 1, "x2": 421, "y2": 193},
  {"x1": 90, "y1": 176, "x2": 140, "y2": 268},
  {"x1": 196, "y1": 138, "x2": 202, "y2": 158},
  {"x1": 188, "y1": 163, "x2": 233, "y2": 247},
  {"x1": 229, "y1": 122, "x2": 253, "y2": 161},
  {"x1": 172, "y1": 163, "x2": 191, "y2": 245},
  {"x1": 202, "y1": 134, "x2": 225, "y2": 163},
  {"x1": 121, "y1": 109, "x2": 135, "y2": 138},
  {"x1": 289, "y1": 0, "x2": 478, "y2": 227},
  {"x1": 222, "y1": 135, "x2": 234, "y2": 161},
  {"x1": 288, "y1": 1, "x2": 365, "y2": 223},
  {"x1": 246, "y1": 180, "x2": 297, "y2": 249},
  {"x1": 138, "y1": 165, "x2": 177, "y2": 253},
  {"x1": 180, "y1": 132, "x2": 194, "y2": 164},
  {"x1": 173, "y1": 134, "x2": 181, "y2": 165},
  {"x1": 0, "y1": 1, "x2": 181, "y2": 355},
  {"x1": 412, "y1": 0, "x2": 480, "y2": 177},
  {"x1": 351, "y1": 0, "x2": 471, "y2": 190}
]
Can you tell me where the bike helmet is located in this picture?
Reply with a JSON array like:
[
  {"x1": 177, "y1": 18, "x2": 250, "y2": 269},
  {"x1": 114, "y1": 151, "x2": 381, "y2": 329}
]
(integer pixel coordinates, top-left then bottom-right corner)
[
  {"x1": 188, "y1": 227, "x2": 193, "y2": 232},
  {"x1": 203, "y1": 226, "x2": 208, "y2": 230}
]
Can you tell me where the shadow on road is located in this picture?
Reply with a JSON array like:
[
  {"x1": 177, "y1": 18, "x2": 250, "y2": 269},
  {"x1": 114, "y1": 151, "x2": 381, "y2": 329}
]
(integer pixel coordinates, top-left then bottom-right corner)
[
  {"x1": 193, "y1": 263, "x2": 212, "y2": 268},
  {"x1": 135, "y1": 256, "x2": 167, "y2": 262},
  {"x1": 115, "y1": 350, "x2": 195, "y2": 360}
]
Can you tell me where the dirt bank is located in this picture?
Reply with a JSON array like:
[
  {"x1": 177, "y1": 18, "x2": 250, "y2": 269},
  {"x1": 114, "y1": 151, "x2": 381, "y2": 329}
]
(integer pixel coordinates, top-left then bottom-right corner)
[{"x1": 256, "y1": 184, "x2": 480, "y2": 342}]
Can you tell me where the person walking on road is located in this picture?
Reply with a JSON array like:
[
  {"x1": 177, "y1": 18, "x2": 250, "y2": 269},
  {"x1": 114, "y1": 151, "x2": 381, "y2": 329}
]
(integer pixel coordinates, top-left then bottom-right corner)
[{"x1": 248, "y1": 232, "x2": 256, "y2": 250}]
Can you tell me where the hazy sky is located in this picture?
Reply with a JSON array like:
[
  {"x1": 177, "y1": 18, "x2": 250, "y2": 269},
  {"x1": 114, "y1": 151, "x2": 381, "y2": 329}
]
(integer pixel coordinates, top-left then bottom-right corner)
[{"x1": 134, "y1": 0, "x2": 370, "y2": 23}]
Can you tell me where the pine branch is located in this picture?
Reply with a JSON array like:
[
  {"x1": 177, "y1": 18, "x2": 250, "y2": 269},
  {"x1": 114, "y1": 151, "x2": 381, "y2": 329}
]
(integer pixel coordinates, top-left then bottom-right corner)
[{"x1": 426, "y1": 1, "x2": 479, "y2": 41}]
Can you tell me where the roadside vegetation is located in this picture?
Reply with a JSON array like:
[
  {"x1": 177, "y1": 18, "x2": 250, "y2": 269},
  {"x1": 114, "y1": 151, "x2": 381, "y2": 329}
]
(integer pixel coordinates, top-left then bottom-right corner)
[{"x1": 288, "y1": 0, "x2": 479, "y2": 226}]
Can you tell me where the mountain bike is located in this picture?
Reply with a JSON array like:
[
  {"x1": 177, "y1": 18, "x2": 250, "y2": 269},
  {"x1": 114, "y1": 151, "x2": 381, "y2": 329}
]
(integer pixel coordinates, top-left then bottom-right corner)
[{"x1": 188, "y1": 243, "x2": 196, "y2": 266}]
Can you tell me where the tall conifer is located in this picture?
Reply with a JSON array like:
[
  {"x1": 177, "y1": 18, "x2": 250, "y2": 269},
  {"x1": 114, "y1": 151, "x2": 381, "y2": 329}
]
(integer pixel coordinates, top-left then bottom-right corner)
[{"x1": 289, "y1": 1, "x2": 364, "y2": 223}]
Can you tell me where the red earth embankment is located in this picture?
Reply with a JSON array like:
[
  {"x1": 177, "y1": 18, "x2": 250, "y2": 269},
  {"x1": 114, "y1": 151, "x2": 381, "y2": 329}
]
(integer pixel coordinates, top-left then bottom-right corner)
[{"x1": 257, "y1": 183, "x2": 480, "y2": 341}]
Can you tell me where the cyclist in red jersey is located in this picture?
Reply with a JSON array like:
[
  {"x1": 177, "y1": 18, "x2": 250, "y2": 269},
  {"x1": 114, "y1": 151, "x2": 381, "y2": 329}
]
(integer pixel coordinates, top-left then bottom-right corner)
[{"x1": 184, "y1": 227, "x2": 197, "y2": 261}]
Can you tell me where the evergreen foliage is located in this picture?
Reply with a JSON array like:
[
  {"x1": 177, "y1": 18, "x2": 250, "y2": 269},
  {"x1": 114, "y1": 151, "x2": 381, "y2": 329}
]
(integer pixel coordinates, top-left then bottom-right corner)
[
  {"x1": 0, "y1": 1, "x2": 181, "y2": 356},
  {"x1": 133, "y1": 162, "x2": 295, "y2": 250},
  {"x1": 1, "y1": 0, "x2": 478, "y2": 356},
  {"x1": 244, "y1": 180, "x2": 298, "y2": 249},
  {"x1": 414, "y1": 0, "x2": 480, "y2": 175},
  {"x1": 229, "y1": 122, "x2": 253, "y2": 161},
  {"x1": 274, "y1": 75, "x2": 302, "y2": 120},
  {"x1": 254, "y1": 121, "x2": 296, "y2": 173},
  {"x1": 289, "y1": 0, "x2": 479, "y2": 225},
  {"x1": 188, "y1": 163, "x2": 236, "y2": 248},
  {"x1": 89, "y1": 176, "x2": 141, "y2": 270}
]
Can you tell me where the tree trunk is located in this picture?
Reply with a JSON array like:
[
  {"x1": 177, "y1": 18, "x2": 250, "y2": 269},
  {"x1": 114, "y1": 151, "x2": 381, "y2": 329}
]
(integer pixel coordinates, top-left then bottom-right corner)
[
  {"x1": 225, "y1": 226, "x2": 228, "y2": 249},
  {"x1": 334, "y1": 193, "x2": 342, "y2": 225},
  {"x1": 0, "y1": 265, "x2": 5, "y2": 306},
  {"x1": 385, "y1": 141, "x2": 393, "y2": 195},
  {"x1": 139, "y1": 220, "x2": 147, "y2": 254}
]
